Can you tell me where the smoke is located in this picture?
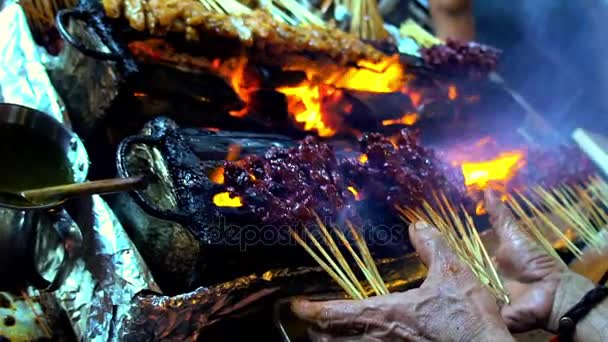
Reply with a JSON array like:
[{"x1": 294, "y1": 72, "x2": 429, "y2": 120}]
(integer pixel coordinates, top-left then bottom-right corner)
[{"x1": 473, "y1": 0, "x2": 608, "y2": 138}]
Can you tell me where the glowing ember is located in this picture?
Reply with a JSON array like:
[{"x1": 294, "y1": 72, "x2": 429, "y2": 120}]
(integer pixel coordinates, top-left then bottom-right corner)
[
  {"x1": 402, "y1": 87, "x2": 422, "y2": 107},
  {"x1": 448, "y1": 85, "x2": 458, "y2": 100},
  {"x1": 461, "y1": 151, "x2": 526, "y2": 190},
  {"x1": 382, "y1": 113, "x2": 418, "y2": 126},
  {"x1": 213, "y1": 192, "x2": 243, "y2": 207},
  {"x1": 358, "y1": 154, "x2": 368, "y2": 164},
  {"x1": 347, "y1": 186, "x2": 362, "y2": 201},
  {"x1": 209, "y1": 167, "x2": 225, "y2": 184},
  {"x1": 226, "y1": 144, "x2": 242, "y2": 161},
  {"x1": 475, "y1": 201, "x2": 486, "y2": 215},
  {"x1": 277, "y1": 83, "x2": 337, "y2": 137}
]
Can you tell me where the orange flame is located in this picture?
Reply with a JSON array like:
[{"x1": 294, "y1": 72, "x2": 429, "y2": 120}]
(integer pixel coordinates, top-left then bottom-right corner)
[
  {"x1": 210, "y1": 57, "x2": 257, "y2": 117},
  {"x1": 347, "y1": 186, "x2": 362, "y2": 201},
  {"x1": 223, "y1": 55, "x2": 405, "y2": 137},
  {"x1": 358, "y1": 154, "x2": 368, "y2": 164},
  {"x1": 213, "y1": 192, "x2": 243, "y2": 207},
  {"x1": 382, "y1": 113, "x2": 418, "y2": 126},
  {"x1": 277, "y1": 83, "x2": 337, "y2": 137},
  {"x1": 209, "y1": 167, "x2": 225, "y2": 184},
  {"x1": 475, "y1": 201, "x2": 486, "y2": 215},
  {"x1": 461, "y1": 151, "x2": 526, "y2": 190},
  {"x1": 320, "y1": 57, "x2": 405, "y2": 93},
  {"x1": 448, "y1": 85, "x2": 458, "y2": 101}
]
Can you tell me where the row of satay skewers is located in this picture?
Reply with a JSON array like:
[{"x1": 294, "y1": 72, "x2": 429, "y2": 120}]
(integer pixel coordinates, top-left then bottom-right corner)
[
  {"x1": 291, "y1": 175, "x2": 608, "y2": 304},
  {"x1": 192, "y1": 0, "x2": 389, "y2": 40}
]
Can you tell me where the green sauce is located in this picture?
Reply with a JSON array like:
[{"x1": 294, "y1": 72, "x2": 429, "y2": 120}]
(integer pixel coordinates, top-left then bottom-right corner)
[{"x1": 0, "y1": 123, "x2": 74, "y2": 192}]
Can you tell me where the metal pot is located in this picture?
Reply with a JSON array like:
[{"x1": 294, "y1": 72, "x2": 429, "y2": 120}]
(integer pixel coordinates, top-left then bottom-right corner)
[{"x1": 0, "y1": 103, "x2": 88, "y2": 291}]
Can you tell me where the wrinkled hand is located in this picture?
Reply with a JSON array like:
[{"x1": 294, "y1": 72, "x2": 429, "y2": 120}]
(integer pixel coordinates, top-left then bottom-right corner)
[
  {"x1": 291, "y1": 221, "x2": 514, "y2": 342},
  {"x1": 485, "y1": 191, "x2": 603, "y2": 340}
]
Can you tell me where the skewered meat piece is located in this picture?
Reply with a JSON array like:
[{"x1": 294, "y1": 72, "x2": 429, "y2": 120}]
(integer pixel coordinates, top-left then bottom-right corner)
[
  {"x1": 221, "y1": 129, "x2": 467, "y2": 225},
  {"x1": 222, "y1": 136, "x2": 358, "y2": 225},
  {"x1": 420, "y1": 39, "x2": 501, "y2": 79},
  {"x1": 101, "y1": 0, "x2": 387, "y2": 65},
  {"x1": 339, "y1": 129, "x2": 467, "y2": 209}
]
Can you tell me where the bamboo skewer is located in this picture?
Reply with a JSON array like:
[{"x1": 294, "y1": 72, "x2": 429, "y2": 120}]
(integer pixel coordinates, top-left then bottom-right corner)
[
  {"x1": 515, "y1": 191, "x2": 584, "y2": 258},
  {"x1": 397, "y1": 194, "x2": 510, "y2": 304},
  {"x1": 333, "y1": 0, "x2": 388, "y2": 40},
  {"x1": 346, "y1": 220, "x2": 389, "y2": 295},
  {"x1": 334, "y1": 228, "x2": 384, "y2": 296},
  {"x1": 199, "y1": 0, "x2": 324, "y2": 25},
  {"x1": 312, "y1": 213, "x2": 368, "y2": 297},
  {"x1": 293, "y1": 176, "x2": 607, "y2": 302},
  {"x1": 299, "y1": 224, "x2": 363, "y2": 299},
  {"x1": 290, "y1": 211, "x2": 389, "y2": 299},
  {"x1": 505, "y1": 194, "x2": 565, "y2": 262},
  {"x1": 533, "y1": 186, "x2": 601, "y2": 251},
  {"x1": 200, "y1": 0, "x2": 251, "y2": 14}
]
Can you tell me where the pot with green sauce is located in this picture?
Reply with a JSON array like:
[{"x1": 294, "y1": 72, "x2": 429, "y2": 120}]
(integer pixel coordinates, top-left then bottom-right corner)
[{"x1": 0, "y1": 104, "x2": 88, "y2": 291}]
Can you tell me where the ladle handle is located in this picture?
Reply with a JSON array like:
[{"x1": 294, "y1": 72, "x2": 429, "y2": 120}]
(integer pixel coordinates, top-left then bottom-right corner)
[{"x1": 21, "y1": 176, "x2": 145, "y2": 203}]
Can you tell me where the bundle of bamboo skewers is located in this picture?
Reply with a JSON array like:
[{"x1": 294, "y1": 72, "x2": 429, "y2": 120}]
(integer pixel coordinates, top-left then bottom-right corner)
[
  {"x1": 199, "y1": 0, "x2": 325, "y2": 26},
  {"x1": 397, "y1": 193, "x2": 510, "y2": 303},
  {"x1": 292, "y1": 175, "x2": 608, "y2": 303},
  {"x1": 199, "y1": 0, "x2": 389, "y2": 40},
  {"x1": 289, "y1": 212, "x2": 389, "y2": 299},
  {"x1": 504, "y1": 175, "x2": 608, "y2": 261},
  {"x1": 337, "y1": 0, "x2": 388, "y2": 41}
]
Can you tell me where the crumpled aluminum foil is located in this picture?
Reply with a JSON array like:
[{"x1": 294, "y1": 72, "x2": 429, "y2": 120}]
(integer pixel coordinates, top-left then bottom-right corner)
[
  {"x1": 0, "y1": 3, "x2": 160, "y2": 341},
  {"x1": 54, "y1": 196, "x2": 161, "y2": 341},
  {"x1": 0, "y1": 3, "x2": 67, "y2": 124}
]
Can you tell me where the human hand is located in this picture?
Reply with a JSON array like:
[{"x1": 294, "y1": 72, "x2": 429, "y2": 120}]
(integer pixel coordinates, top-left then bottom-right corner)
[
  {"x1": 291, "y1": 221, "x2": 514, "y2": 342},
  {"x1": 485, "y1": 191, "x2": 607, "y2": 341}
]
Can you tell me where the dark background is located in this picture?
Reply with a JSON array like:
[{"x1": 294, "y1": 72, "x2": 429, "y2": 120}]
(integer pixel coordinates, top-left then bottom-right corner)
[{"x1": 473, "y1": 0, "x2": 608, "y2": 135}]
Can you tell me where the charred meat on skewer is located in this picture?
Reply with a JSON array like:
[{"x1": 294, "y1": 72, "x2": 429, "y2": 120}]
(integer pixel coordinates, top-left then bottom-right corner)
[
  {"x1": 339, "y1": 129, "x2": 467, "y2": 209},
  {"x1": 221, "y1": 129, "x2": 468, "y2": 226},
  {"x1": 420, "y1": 39, "x2": 501, "y2": 79},
  {"x1": 101, "y1": 0, "x2": 387, "y2": 65}
]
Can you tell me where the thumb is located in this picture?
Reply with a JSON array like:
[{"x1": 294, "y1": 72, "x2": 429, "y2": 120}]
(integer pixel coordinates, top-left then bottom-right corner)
[
  {"x1": 484, "y1": 189, "x2": 566, "y2": 280},
  {"x1": 409, "y1": 221, "x2": 463, "y2": 282}
]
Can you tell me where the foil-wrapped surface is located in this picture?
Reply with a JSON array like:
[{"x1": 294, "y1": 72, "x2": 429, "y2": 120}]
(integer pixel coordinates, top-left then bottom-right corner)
[
  {"x1": 0, "y1": 3, "x2": 67, "y2": 124},
  {"x1": 114, "y1": 254, "x2": 427, "y2": 340},
  {"x1": 55, "y1": 196, "x2": 161, "y2": 341},
  {"x1": 0, "y1": 3, "x2": 160, "y2": 340}
]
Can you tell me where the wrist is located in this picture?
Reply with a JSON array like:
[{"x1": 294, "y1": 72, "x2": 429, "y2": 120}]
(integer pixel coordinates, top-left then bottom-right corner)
[
  {"x1": 574, "y1": 301, "x2": 608, "y2": 342},
  {"x1": 548, "y1": 272, "x2": 595, "y2": 332},
  {"x1": 549, "y1": 272, "x2": 608, "y2": 342}
]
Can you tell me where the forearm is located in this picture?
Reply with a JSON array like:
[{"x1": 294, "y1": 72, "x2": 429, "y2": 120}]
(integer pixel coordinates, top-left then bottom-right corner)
[
  {"x1": 549, "y1": 272, "x2": 608, "y2": 342},
  {"x1": 428, "y1": 0, "x2": 475, "y2": 41}
]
